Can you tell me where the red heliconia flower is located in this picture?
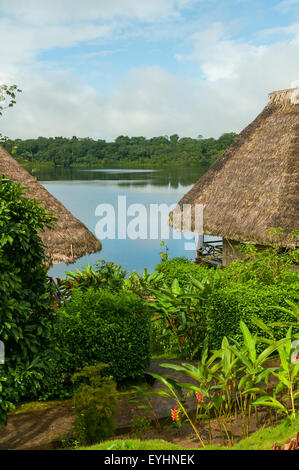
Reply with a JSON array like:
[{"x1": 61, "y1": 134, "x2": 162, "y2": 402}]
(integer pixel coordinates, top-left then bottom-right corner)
[
  {"x1": 69, "y1": 282, "x2": 74, "y2": 289},
  {"x1": 88, "y1": 273, "x2": 91, "y2": 278},
  {"x1": 77, "y1": 278, "x2": 81, "y2": 283},
  {"x1": 196, "y1": 392, "x2": 204, "y2": 403},
  {"x1": 228, "y1": 379, "x2": 232, "y2": 390},
  {"x1": 155, "y1": 315, "x2": 158, "y2": 321},
  {"x1": 171, "y1": 406, "x2": 180, "y2": 422},
  {"x1": 180, "y1": 336, "x2": 184, "y2": 343}
]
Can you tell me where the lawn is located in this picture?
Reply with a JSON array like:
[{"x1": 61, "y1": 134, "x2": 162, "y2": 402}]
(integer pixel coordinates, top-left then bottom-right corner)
[{"x1": 80, "y1": 415, "x2": 299, "y2": 451}]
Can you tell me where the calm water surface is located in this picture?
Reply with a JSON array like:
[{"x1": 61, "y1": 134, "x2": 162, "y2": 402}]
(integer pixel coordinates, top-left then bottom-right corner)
[{"x1": 35, "y1": 166, "x2": 213, "y2": 277}]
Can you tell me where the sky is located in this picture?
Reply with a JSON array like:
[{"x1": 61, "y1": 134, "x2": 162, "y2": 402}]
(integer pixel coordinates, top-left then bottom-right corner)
[{"x1": 1, "y1": 0, "x2": 299, "y2": 141}]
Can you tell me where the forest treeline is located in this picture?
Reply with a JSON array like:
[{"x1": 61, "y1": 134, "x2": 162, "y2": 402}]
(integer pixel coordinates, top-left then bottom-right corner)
[{"x1": 2, "y1": 132, "x2": 237, "y2": 168}]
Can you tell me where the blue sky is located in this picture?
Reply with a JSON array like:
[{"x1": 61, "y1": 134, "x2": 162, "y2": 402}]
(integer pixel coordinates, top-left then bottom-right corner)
[{"x1": 1, "y1": 0, "x2": 299, "y2": 140}]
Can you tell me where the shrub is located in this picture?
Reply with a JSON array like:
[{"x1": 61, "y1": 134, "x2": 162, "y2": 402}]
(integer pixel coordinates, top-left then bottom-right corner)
[
  {"x1": 0, "y1": 176, "x2": 56, "y2": 425},
  {"x1": 206, "y1": 282, "x2": 298, "y2": 351},
  {"x1": 149, "y1": 278, "x2": 211, "y2": 359},
  {"x1": 155, "y1": 257, "x2": 211, "y2": 287},
  {"x1": 44, "y1": 288, "x2": 150, "y2": 397},
  {"x1": 223, "y1": 244, "x2": 299, "y2": 285},
  {"x1": 57, "y1": 260, "x2": 127, "y2": 299},
  {"x1": 72, "y1": 363, "x2": 118, "y2": 446}
]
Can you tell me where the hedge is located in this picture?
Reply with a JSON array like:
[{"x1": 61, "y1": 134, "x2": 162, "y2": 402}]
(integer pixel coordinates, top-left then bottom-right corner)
[
  {"x1": 52, "y1": 288, "x2": 151, "y2": 388},
  {"x1": 155, "y1": 257, "x2": 211, "y2": 287},
  {"x1": 206, "y1": 281, "x2": 298, "y2": 351}
]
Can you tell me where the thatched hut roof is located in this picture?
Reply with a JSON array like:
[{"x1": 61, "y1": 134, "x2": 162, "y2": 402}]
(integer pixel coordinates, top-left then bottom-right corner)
[
  {"x1": 170, "y1": 87, "x2": 299, "y2": 248},
  {"x1": 0, "y1": 145, "x2": 102, "y2": 265}
]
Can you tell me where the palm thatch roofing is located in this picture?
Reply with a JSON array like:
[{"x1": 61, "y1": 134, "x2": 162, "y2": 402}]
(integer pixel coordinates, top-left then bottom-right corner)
[
  {"x1": 170, "y1": 87, "x2": 299, "y2": 248},
  {"x1": 0, "y1": 145, "x2": 102, "y2": 265}
]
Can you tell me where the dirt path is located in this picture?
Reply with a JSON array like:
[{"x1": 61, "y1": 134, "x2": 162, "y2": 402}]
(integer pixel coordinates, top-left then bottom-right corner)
[{"x1": 0, "y1": 359, "x2": 279, "y2": 450}]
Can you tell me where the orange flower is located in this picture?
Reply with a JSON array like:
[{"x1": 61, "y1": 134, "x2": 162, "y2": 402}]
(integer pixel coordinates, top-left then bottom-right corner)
[{"x1": 171, "y1": 406, "x2": 180, "y2": 422}]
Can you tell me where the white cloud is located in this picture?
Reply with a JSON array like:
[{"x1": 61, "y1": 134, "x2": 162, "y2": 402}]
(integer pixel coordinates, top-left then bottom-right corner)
[
  {"x1": 0, "y1": 0, "x2": 198, "y2": 24},
  {"x1": 175, "y1": 21, "x2": 299, "y2": 101},
  {"x1": 1, "y1": 3, "x2": 299, "y2": 141},
  {"x1": 0, "y1": 17, "x2": 114, "y2": 68},
  {"x1": 1, "y1": 65, "x2": 197, "y2": 139},
  {"x1": 277, "y1": 0, "x2": 299, "y2": 12},
  {"x1": 0, "y1": 0, "x2": 200, "y2": 67},
  {"x1": 3, "y1": 32, "x2": 299, "y2": 143}
]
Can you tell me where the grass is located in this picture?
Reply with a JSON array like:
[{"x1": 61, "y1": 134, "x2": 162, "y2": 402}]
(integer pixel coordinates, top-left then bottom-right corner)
[
  {"x1": 78, "y1": 415, "x2": 299, "y2": 450},
  {"x1": 12, "y1": 399, "x2": 72, "y2": 415},
  {"x1": 151, "y1": 353, "x2": 178, "y2": 360},
  {"x1": 11, "y1": 380, "x2": 151, "y2": 416},
  {"x1": 79, "y1": 439, "x2": 183, "y2": 451},
  {"x1": 232, "y1": 414, "x2": 299, "y2": 450}
]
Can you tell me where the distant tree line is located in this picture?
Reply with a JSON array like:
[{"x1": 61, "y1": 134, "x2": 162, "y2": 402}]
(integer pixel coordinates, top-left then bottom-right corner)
[{"x1": 2, "y1": 132, "x2": 238, "y2": 168}]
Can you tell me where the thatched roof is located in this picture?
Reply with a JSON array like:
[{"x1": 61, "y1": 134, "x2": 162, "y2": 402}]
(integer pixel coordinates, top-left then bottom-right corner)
[
  {"x1": 170, "y1": 87, "x2": 299, "y2": 248},
  {"x1": 0, "y1": 145, "x2": 102, "y2": 265}
]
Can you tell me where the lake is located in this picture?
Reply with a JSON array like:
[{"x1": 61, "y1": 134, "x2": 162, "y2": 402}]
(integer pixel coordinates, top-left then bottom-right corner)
[{"x1": 34, "y1": 166, "x2": 216, "y2": 278}]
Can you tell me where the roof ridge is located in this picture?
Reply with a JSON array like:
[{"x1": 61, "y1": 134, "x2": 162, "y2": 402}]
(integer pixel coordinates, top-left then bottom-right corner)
[{"x1": 269, "y1": 88, "x2": 299, "y2": 106}]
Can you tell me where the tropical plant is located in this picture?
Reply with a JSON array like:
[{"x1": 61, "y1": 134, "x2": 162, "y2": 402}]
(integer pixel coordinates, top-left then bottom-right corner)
[
  {"x1": 56, "y1": 260, "x2": 127, "y2": 299},
  {"x1": 149, "y1": 277, "x2": 212, "y2": 359},
  {"x1": 123, "y1": 268, "x2": 164, "y2": 298},
  {"x1": 149, "y1": 371, "x2": 206, "y2": 447},
  {"x1": 147, "y1": 321, "x2": 295, "y2": 446},
  {"x1": 251, "y1": 328, "x2": 299, "y2": 420},
  {"x1": 223, "y1": 243, "x2": 298, "y2": 285},
  {"x1": 72, "y1": 363, "x2": 118, "y2": 445},
  {"x1": 0, "y1": 176, "x2": 56, "y2": 426}
]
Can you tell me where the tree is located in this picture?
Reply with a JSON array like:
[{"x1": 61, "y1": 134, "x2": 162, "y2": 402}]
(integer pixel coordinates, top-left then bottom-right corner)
[
  {"x1": 0, "y1": 84, "x2": 22, "y2": 116},
  {"x1": 0, "y1": 84, "x2": 22, "y2": 146},
  {"x1": 0, "y1": 177, "x2": 56, "y2": 427},
  {"x1": 0, "y1": 84, "x2": 57, "y2": 428},
  {"x1": 170, "y1": 134, "x2": 179, "y2": 144}
]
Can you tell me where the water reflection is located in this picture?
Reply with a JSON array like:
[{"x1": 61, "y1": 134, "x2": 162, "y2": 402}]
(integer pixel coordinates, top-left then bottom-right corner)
[
  {"x1": 35, "y1": 166, "x2": 217, "y2": 277},
  {"x1": 34, "y1": 165, "x2": 208, "y2": 188}
]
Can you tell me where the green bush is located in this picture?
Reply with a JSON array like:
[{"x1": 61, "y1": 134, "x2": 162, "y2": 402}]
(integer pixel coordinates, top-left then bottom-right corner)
[
  {"x1": 155, "y1": 257, "x2": 211, "y2": 287},
  {"x1": 56, "y1": 260, "x2": 127, "y2": 299},
  {"x1": 222, "y1": 244, "x2": 299, "y2": 285},
  {"x1": 206, "y1": 282, "x2": 298, "y2": 351},
  {"x1": 44, "y1": 288, "x2": 150, "y2": 396},
  {"x1": 0, "y1": 176, "x2": 56, "y2": 425},
  {"x1": 149, "y1": 277, "x2": 211, "y2": 360},
  {"x1": 72, "y1": 363, "x2": 118, "y2": 446}
]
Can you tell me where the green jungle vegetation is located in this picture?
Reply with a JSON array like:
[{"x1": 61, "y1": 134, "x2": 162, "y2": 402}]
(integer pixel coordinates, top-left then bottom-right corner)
[
  {"x1": 0, "y1": 178, "x2": 298, "y2": 449},
  {"x1": 2, "y1": 132, "x2": 237, "y2": 168},
  {"x1": 80, "y1": 414, "x2": 299, "y2": 450},
  {"x1": 0, "y1": 85, "x2": 298, "y2": 450}
]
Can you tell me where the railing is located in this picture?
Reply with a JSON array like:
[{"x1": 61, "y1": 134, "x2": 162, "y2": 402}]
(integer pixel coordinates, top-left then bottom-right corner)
[{"x1": 196, "y1": 239, "x2": 223, "y2": 266}]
